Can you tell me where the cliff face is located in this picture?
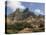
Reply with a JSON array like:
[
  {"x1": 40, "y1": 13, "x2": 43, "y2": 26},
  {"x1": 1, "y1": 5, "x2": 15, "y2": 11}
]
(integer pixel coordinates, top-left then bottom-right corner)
[
  {"x1": 6, "y1": 8, "x2": 45, "y2": 34},
  {"x1": 7, "y1": 8, "x2": 35, "y2": 24}
]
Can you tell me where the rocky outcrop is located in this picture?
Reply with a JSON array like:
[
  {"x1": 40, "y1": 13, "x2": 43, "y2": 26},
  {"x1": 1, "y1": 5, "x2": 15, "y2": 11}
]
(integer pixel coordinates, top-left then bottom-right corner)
[{"x1": 6, "y1": 8, "x2": 45, "y2": 34}]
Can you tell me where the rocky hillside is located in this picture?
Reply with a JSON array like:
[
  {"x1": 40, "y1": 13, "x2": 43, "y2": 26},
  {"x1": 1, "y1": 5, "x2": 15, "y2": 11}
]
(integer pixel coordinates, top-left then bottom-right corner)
[{"x1": 5, "y1": 8, "x2": 45, "y2": 34}]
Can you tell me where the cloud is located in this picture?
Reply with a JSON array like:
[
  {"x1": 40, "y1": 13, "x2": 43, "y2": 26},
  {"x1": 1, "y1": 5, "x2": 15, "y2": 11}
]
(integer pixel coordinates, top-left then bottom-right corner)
[
  {"x1": 34, "y1": 9, "x2": 41, "y2": 16},
  {"x1": 34, "y1": 9, "x2": 44, "y2": 16},
  {"x1": 7, "y1": 1, "x2": 26, "y2": 12}
]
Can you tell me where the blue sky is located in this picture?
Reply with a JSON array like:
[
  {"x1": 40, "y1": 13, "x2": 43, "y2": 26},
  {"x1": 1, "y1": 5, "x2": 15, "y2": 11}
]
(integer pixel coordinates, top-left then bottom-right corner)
[
  {"x1": 21, "y1": 2, "x2": 44, "y2": 12},
  {"x1": 7, "y1": 1, "x2": 45, "y2": 16},
  {"x1": 21, "y1": 2, "x2": 45, "y2": 15}
]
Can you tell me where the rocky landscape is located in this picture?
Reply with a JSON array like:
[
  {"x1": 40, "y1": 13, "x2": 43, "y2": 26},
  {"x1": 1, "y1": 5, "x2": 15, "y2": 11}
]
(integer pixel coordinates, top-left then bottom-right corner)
[{"x1": 5, "y1": 8, "x2": 45, "y2": 34}]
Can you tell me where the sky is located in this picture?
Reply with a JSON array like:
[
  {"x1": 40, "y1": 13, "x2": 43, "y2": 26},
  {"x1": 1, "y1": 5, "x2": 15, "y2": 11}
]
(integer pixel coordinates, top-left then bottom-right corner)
[
  {"x1": 21, "y1": 2, "x2": 45, "y2": 16},
  {"x1": 6, "y1": 1, "x2": 45, "y2": 16}
]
